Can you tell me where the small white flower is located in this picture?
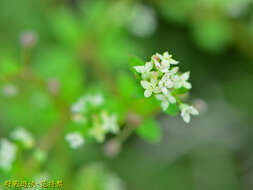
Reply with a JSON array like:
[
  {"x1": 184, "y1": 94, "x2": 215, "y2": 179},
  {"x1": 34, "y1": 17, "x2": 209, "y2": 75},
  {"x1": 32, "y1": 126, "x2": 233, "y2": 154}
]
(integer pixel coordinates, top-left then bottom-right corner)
[
  {"x1": 65, "y1": 132, "x2": 84, "y2": 149},
  {"x1": 180, "y1": 104, "x2": 199, "y2": 123},
  {"x1": 10, "y1": 127, "x2": 35, "y2": 149},
  {"x1": 140, "y1": 80, "x2": 158, "y2": 97},
  {"x1": 163, "y1": 52, "x2": 179, "y2": 65},
  {"x1": 155, "y1": 93, "x2": 176, "y2": 111},
  {"x1": 134, "y1": 61, "x2": 153, "y2": 79},
  {"x1": 101, "y1": 112, "x2": 119, "y2": 134},
  {"x1": 173, "y1": 71, "x2": 192, "y2": 89},
  {"x1": 152, "y1": 52, "x2": 179, "y2": 73},
  {"x1": 151, "y1": 53, "x2": 170, "y2": 73},
  {"x1": 0, "y1": 139, "x2": 17, "y2": 170}
]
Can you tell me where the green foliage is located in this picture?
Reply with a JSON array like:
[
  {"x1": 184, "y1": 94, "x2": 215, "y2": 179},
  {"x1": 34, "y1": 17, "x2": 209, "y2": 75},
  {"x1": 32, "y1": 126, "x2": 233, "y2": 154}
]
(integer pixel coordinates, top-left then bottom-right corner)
[
  {"x1": 192, "y1": 18, "x2": 233, "y2": 52},
  {"x1": 136, "y1": 118, "x2": 161, "y2": 143},
  {"x1": 165, "y1": 103, "x2": 179, "y2": 116}
]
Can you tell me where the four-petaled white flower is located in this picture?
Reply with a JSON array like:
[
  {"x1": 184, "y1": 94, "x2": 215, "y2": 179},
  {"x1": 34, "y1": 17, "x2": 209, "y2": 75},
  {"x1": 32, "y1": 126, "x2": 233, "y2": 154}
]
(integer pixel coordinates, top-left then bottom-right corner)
[
  {"x1": 180, "y1": 104, "x2": 199, "y2": 123},
  {"x1": 134, "y1": 61, "x2": 153, "y2": 79},
  {"x1": 155, "y1": 93, "x2": 176, "y2": 111},
  {"x1": 101, "y1": 112, "x2": 119, "y2": 134},
  {"x1": 140, "y1": 79, "x2": 159, "y2": 98},
  {"x1": 65, "y1": 132, "x2": 84, "y2": 149},
  {"x1": 152, "y1": 52, "x2": 179, "y2": 73},
  {"x1": 162, "y1": 52, "x2": 179, "y2": 65},
  {"x1": 173, "y1": 72, "x2": 192, "y2": 89},
  {"x1": 152, "y1": 53, "x2": 170, "y2": 73},
  {"x1": 0, "y1": 139, "x2": 17, "y2": 170}
]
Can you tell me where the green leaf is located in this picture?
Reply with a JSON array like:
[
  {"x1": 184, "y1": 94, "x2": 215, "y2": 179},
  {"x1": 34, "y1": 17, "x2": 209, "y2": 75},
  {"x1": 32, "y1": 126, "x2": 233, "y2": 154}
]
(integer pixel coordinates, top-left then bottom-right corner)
[
  {"x1": 136, "y1": 118, "x2": 161, "y2": 143},
  {"x1": 172, "y1": 87, "x2": 189, "y2": 95},
  {"x1": 165, "y1": 103, "x2": 179, "y2": 116},
  {"x1": 117, "y1": 73, "x2": 136, "y2": 100}
]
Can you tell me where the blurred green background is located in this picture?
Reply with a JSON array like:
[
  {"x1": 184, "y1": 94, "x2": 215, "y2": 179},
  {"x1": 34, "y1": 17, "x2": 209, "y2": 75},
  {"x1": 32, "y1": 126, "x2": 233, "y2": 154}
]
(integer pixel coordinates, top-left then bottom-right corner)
[{"x1": 0, "y1": 0, "x2": 253, "y2": 189}]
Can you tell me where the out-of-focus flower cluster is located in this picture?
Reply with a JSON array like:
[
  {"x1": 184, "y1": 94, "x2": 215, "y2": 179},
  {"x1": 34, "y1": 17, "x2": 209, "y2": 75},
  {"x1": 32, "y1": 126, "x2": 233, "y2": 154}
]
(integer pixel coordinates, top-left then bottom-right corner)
[
  {"x1": 0, "y1": 127, "x2": 37, "y2": 171},
  {"x1": 65, "y1": 93, "x2": 120, "y2": 149},
  {"x1": 0, "y1": 139, "x2": 16, "y2": 171},
  {"x1": 134, "y1": 52, "x2": 199, "y2": 123}
]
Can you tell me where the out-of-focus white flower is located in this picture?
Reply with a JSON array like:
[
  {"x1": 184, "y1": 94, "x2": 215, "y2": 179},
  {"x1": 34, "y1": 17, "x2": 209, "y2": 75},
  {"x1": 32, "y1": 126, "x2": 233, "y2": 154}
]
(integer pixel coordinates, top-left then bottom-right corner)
[
  {"x1": 180, "y1": 104, "x2": 199, "y2": 123},
  {"x1": 173, "y1": 72, "x2": 192, "y2": 89},
  {"x1": 101, "y1": 112, "x2": 119, "y2": 134},
  {"x1": 2, "y1": 84, "x2": 19, "y2": 97},
  {"x1": 87, "y1": 93, "x2": 104, "y2": 106},
  {"x1": 10, "y1": 127, "x2": 35, "y2": 149},
  {"x1": 71, "y1": 98, "x2": 86, "y2": 113},
  {"x1": 71, "y1": 93, "x2": 104, "y2": 115},
  {"x1": 65, "y1": 132, "x2": 84, "y2": 149},
  {"x1": 128, "y1": 4, "x2": 157, "y2": 38},
  {"x1": 0, "y1": 139, "x2": 17, "y2": 170},
  {"x1": 155, "y1": 93, "x2": 176, "y2": 111}
]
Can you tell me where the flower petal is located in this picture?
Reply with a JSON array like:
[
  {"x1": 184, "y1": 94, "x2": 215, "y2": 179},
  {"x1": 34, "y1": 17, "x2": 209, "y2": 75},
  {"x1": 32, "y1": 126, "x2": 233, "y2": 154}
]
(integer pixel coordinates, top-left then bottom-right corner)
[
  {"x1": 145, "y1": 62, "x2": 153, "y2": 72},
  {"x1": 168, "y1": 95, "x2": 176, "y2": 103},
  {"x1": 170, "y1": 59, "x2": 179, "y2": 65},
  {"x1": 181, "y1": 113, "x2": 190, "y2": 123},
  {"x1": 144, "y1": 90, "x2": 152, "y2": 98},
  {"x1": 183, "y1": 82, "x2": 192, "y2": 89},
  {"x1": 190, "y1": 106, "x2": 199, "y2": 115},
  {"x1": 155, "y1": 94, "x2": 164, "y2": 101},
  {"x1": 140, "y1": 80, "x2": 151, "y2": 89},
  {"x1": 134, "y1": 66, "x2": 145, "y2": 73},
  {"x1": 182, "y1": 71, "x2": 190, "y2": 80},
  {"x1": 161, "y1": 101, "x2": 169, "y2": 111}
]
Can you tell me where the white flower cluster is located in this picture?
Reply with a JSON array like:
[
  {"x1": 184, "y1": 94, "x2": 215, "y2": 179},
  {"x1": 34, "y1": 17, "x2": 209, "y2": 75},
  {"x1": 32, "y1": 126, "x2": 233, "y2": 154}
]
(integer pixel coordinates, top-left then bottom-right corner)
[
  {"x1": 0, "y1": 139, "x2": 17, "y2": 171},
  {"x1": 134, "y1": 52, "x2": 199, "y2": 123},
  {"x1": 66, "y1": 93, "x2": 120, "y2": 147},
  {"x1": 11, "y1": 127, "x2": 35, "y2": 149}
]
